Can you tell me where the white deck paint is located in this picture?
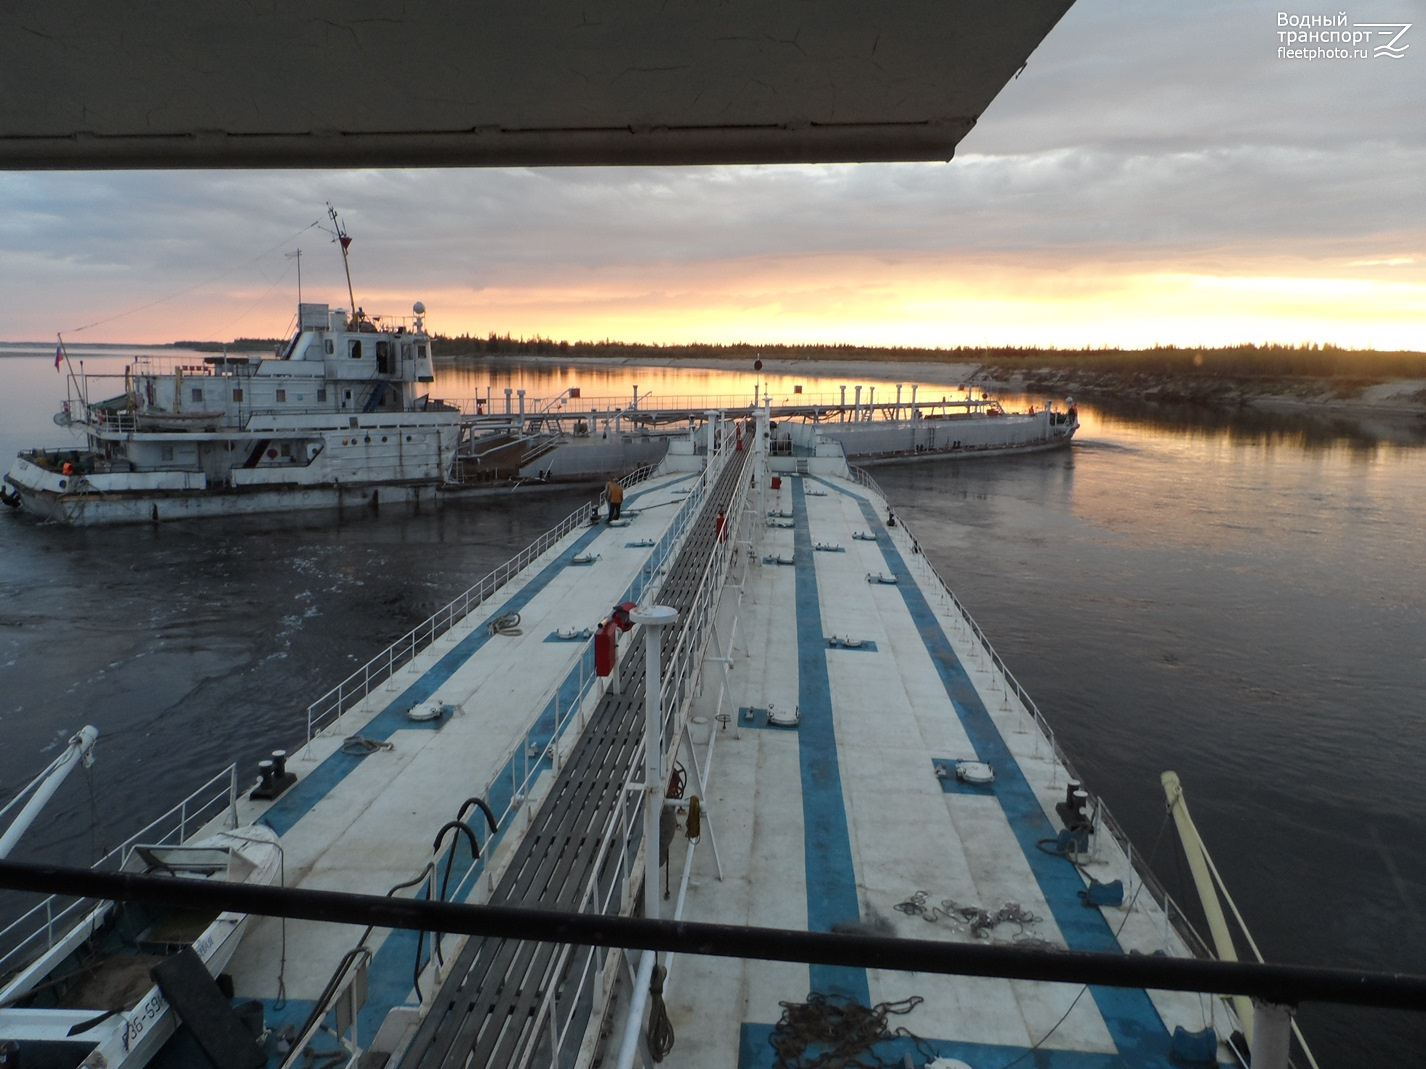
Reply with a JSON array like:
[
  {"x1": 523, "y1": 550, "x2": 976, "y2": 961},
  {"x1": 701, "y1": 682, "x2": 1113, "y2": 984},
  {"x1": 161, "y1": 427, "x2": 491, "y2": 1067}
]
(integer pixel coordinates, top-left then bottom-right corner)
[
  {"x1": 177, "y1": 449, "x2": 1234, "y2": 1069},
  {"x1": 657, "y1": 465, "x2": 1238, "y2": 1067},
  {"x1": 219, "y1": 470, "x2": 703, "y2": 1011}
]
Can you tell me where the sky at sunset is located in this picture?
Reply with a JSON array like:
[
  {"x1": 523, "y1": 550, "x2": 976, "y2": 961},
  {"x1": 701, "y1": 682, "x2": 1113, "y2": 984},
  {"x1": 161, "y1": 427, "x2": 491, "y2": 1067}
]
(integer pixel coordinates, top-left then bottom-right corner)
[{"x1": 1, "y1": 0, "x2": 1421, "y2": 352}]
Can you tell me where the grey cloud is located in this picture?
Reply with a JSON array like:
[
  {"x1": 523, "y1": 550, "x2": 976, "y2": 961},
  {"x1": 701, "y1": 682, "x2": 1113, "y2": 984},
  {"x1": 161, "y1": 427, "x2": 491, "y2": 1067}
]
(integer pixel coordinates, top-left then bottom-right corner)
[{"x1": 1, "y1": 0, "x2": 1421, "y2": 340}]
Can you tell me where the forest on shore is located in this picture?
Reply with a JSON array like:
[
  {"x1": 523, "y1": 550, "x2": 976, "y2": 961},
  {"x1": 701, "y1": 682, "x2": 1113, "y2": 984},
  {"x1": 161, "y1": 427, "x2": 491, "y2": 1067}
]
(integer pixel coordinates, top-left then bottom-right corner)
[
  {"x1": 182, "y1": 332, "x2": 1426, "y2": 382},
  {"x1": 432, "y1": 334, "x2": 1426, "y2": 380}
]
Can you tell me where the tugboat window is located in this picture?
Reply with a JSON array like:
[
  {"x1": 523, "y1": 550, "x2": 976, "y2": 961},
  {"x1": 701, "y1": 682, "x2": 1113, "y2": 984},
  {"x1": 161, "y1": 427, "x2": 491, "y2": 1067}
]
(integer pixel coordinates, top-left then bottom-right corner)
[
  {"x1": 276, "y1": 388, "x2": 287, "y2": 402},
  {"x1": 233, "y1": 388, "x2": 243, "y2": 401},
  {"x1": 191, "y1": 388, "x2": 203, "y2": 402},
  {"x1": 349, "y1": 341, "x2": 362, "y2": 359}
]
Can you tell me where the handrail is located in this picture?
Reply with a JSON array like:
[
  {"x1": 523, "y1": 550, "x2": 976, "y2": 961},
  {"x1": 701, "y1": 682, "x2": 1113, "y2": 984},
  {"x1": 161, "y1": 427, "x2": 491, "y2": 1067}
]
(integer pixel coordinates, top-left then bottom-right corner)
[
  {"x1": 396, "y1": 462, "x2": 704, "y2": 918},
  {"x1": 850, "y1": 463, "x2": 1217, "y2": 961},
  {"x1": 512, "y1": 425, "x2": 748, "y2": 1067},
  {"x1": 304, "y1": 463, "x2": 676, "y2": 746},
  {"x1": 306, "y1": 450, "x2": 730, "y2": 1066},
  {"x1": 0, "y1": 764, "x2": 238, "y2": 984},
  {"x1": 443, "y1": 392, "x2": 1008, "y2": 418},
  {"x1": 8, "y1": 861, "x2": 1425, "y2": 1014},
  {"x1": 279, "y1": 945, "x2": 374, "y2": 1069},
  {"x1": 304, "y1": 500, "x2": 594, "y2": 744}
]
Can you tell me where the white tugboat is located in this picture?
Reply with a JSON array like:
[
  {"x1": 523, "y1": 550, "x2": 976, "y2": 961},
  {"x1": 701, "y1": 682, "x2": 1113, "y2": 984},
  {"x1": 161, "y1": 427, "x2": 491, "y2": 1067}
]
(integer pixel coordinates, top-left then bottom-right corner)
[{"x1": 2, "y1": 211, "x2": 461, "y2": 526}]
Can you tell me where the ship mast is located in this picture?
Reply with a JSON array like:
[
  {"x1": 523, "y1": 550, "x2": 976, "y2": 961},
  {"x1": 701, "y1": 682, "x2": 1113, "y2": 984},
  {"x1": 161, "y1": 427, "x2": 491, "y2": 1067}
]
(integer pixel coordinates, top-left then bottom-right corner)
[
  {"x1": 327, "y1": 203, "x2": 357, "y2": 320},
  {"x1": 285, "y1": 248, "x2": 303, "y2": 306}
]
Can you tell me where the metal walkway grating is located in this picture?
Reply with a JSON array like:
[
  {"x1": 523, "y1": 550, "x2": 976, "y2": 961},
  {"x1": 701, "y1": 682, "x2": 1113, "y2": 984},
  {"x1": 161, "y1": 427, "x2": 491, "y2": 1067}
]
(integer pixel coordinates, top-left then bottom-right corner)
[{"x1": 399, "y1": 448, "x2": 750, "y2": 1069}]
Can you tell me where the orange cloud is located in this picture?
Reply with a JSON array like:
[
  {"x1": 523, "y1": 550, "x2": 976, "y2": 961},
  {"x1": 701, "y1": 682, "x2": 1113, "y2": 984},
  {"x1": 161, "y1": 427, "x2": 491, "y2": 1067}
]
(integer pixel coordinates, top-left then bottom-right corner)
[{"x1": 372, "y1": 252, "x2": 1426, "y2": 351}]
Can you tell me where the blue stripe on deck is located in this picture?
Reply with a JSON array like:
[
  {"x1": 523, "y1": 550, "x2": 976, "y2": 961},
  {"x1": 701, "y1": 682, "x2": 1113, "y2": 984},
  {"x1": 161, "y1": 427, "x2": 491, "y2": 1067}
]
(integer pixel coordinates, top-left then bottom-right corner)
[
  {"x1": 817, "y1": 478, "x2": 1181, "y2": 1069},
  {"x1": 790, "y1": 479, "x2": 870, "y2": 1005},
  {"x1": 258, "y1": 520, "x2": 606, "y2": 837},
  {"x1": 260, "y1": 477, "x2": 689, "y2": 839},
  {"x1": 243, "y1": 476, "x2": 697, "y2": 1041}
]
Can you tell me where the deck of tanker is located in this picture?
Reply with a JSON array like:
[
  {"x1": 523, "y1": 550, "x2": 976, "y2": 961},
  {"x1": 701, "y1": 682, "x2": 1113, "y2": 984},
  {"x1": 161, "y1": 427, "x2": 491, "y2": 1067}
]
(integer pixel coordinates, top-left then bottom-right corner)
[
  {"x1": 392, "y1": 449, "x2": 1238, "y2": 1068},
  {"x1": 203, "y1": 435, "x2": 1237, "y2": 1069},
  {"x1": 649, "y1": 462, "x2": 1241, "y2": 1068},
  {"x1": 209, "y1": 455, "x2": 728, "y2": 1060}
]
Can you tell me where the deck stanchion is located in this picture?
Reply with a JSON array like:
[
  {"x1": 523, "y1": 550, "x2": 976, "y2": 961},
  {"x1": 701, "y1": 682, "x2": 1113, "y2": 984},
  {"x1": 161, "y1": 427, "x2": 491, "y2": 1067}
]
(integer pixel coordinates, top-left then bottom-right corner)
[
  {"x1": 228, "y1": 767, "x2": 239, "y2": 829},
  {"x1": 615, "y1": 604, "x2": 680, "y2": 1069},
  {"x1": 1249, "y1": 1002, "x2": 1295, "y2": 1069}
]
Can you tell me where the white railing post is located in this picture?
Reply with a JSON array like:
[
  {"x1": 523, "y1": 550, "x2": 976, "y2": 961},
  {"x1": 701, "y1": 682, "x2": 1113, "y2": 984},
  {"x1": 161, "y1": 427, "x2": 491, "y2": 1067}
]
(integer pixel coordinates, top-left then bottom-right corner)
[
  {"x1": 632, "y1": 604, "x2": 679, "y2": 928},
  {"x1": 228, "y1": 765, "x2": 239, "y2": 828}
]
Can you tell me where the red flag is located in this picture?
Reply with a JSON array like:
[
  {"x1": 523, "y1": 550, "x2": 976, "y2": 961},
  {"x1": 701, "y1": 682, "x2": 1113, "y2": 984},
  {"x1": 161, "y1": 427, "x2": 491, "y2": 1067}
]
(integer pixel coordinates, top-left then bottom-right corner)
[{"x1": 55, "y1": 344, "x2": 63, "y2": 371}]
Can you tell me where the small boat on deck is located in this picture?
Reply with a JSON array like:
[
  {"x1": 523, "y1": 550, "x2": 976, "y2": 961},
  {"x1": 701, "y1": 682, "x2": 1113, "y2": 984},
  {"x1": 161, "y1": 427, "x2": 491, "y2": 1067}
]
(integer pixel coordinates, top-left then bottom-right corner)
[{"x1": 0, "y1": 824, "x2": 280, "y2": 1069}]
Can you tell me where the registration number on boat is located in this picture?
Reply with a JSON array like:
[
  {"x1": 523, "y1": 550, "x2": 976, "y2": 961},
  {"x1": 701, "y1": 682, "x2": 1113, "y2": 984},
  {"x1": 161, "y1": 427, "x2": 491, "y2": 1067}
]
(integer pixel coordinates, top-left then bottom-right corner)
[{"x1": 122, "y1": 992, "x2": 168, "y2": 1052}]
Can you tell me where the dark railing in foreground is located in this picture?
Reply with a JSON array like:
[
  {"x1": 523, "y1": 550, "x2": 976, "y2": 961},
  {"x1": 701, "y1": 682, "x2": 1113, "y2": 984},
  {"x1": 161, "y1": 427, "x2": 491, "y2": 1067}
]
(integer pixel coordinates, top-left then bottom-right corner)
[{"x1": 2, "y1": 861, "x2": 1423, "y2": 1014}]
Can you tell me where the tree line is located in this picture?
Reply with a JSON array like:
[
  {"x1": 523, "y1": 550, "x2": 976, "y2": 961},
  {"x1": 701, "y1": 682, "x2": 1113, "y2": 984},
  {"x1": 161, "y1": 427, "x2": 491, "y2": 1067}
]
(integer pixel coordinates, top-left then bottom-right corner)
[{"x1": 427, "y1": 334, "x2": 1426, "y2": 380}]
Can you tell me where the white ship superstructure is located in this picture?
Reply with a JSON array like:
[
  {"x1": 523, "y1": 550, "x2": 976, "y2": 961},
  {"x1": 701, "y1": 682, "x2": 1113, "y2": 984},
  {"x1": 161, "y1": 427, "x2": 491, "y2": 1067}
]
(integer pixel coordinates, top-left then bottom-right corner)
[{"x1": 3, "y1": 302, "x2": 460, "y2": 525}]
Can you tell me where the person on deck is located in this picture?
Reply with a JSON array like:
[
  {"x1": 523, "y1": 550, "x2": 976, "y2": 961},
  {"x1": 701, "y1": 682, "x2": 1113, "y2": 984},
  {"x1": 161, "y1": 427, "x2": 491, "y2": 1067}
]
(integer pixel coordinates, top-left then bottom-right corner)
[{"x1": 606, "y1": 478, "x2": 624, "y2": 522}]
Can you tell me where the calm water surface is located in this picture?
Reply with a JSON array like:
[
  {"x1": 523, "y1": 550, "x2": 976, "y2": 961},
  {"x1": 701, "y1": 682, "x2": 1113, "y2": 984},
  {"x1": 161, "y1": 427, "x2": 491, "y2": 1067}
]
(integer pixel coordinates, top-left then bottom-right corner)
[{"x1": 2, "y1": 352, "x2": 1423, "y2": 1067}]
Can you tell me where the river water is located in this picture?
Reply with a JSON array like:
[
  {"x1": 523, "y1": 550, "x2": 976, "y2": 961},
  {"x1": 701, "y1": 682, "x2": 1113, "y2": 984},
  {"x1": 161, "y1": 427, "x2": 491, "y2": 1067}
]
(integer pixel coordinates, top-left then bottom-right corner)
[{"x1": 2, "y1": 348, "x2": 1423, "y2": 1067}]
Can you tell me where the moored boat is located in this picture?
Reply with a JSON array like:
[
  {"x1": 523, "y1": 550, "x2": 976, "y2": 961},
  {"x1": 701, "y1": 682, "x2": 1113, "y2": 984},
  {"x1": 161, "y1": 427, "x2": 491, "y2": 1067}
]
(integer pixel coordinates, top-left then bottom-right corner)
[
  {"x1": 1, "y1": 301, "x2": 460, "y2": 526},
  {"x1": 0, "y1": 803, "x2": 280, "y2": 1069},
  {"x1": 511, "y1": 391, "x2": 1079, "y2": 484},
  {"x1": 773, "y1": 391, "x2": 1080, "y2": 462},
  {"x1": 2, "y1": 210, "x2": 463, "y2": 527}
]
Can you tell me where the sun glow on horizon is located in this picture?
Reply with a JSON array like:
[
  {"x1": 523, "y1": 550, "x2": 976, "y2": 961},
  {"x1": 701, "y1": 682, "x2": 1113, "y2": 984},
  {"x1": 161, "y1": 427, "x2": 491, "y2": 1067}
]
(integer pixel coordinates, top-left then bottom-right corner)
[
  {"x1": 406, "y1": 258, "x2": 1426, "y2": 353},
  {"x1": 17, "y1": 255, "x2": 1424, "y2": 354}
]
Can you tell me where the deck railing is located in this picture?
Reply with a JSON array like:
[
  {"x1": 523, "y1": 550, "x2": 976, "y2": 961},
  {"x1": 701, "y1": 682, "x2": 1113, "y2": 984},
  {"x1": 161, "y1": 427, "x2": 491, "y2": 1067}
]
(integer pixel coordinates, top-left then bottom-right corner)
[
  {"x1": 508, "y1": 430, "x2": 749, "y2": 1069},
  {"x1": 296, "y1": 443, "x2": 717, "y2": 921},
  {"x1": 301, "y1": 468, "x2": 658, "y2": 746},
  {"x1": 285, "y1": 433, "x2": 743, "y2": 1067},
  {"x1": 0, "y1": 765, "x2": 238, "y2": 986},
  {"x1": 446, "y1": 460, "x2": 720, "y2": 915},
  {"x1": 444, "y1": 391, "x2": 1007, "y2": 421},
  {"x1": 850, "y1": 464, "x2": 1217, "y2": 962}
]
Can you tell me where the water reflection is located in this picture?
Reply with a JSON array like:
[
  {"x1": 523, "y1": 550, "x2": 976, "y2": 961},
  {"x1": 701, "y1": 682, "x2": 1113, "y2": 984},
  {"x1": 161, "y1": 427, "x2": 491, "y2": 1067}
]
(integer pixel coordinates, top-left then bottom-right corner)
[
  {"x1": 434, "y1": 357, "x2": 993, "y2": 414},
  {"x1": 1082, "y1": 395, "x2": 1426, "y2": 452},
  {"x1": 3, "y1": 352, "x2": 1424, "y2": 1067},
  {"x1": 7, "y1": 348, "x2": 1422, "y2": 459}
]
